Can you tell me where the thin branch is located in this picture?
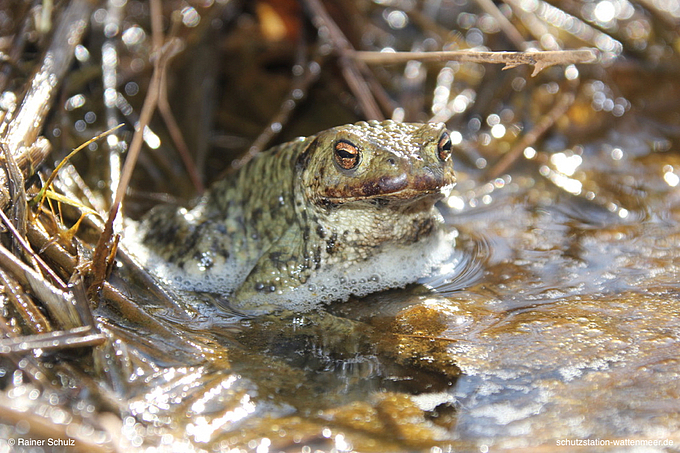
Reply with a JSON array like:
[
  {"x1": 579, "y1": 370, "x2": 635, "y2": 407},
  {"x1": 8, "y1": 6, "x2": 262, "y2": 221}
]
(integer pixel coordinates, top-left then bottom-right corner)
[
  {"x1": 0, "y1": 326, "x2": 105, "y2": 354},
  {"x1": 231, "y1": 38, "x2": 320, "y2": 170},
  {"x1": 0, "y1": 142, "x2": 26, "y2": 239},
  {"x1": 353, "y1": 49, "x2": 599, "y2": 76},
  {"x1": 156, "y1": 7, "x2": 204, "y2": 193},
  {"x1": 111, "y1": 1, "x2": 174, "y2": 213},
  {"x1": 473, "y1": 0, "x2": 528, "y2": 50},
  {"x1": 487, "y1": 90, "x2": 576, "y2": 179},
  {"x1": 0, "y1": 268, "x2": 52, "y2": 334},
  {"x1": 158, "y1": 69, "x2": 205, "y2": 193},
  {"x1": 90, "y1": 0, "x2": 183, "y2": 293},
  {"x1": 302, "y1": 0, "x2": 384, "y2": 119},
  {"x1": 0, "y1": 208, "x2": 66, "y2": 290},
  {"x1": 2, "y1": 0, "x2": 91, "y2": 155}
]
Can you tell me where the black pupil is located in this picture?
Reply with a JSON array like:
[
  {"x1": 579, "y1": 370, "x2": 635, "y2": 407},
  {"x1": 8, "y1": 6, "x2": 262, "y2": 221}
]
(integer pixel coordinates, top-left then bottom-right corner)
[{"x1": 439, "y1": 133, "x2": 452, "y2": 160}]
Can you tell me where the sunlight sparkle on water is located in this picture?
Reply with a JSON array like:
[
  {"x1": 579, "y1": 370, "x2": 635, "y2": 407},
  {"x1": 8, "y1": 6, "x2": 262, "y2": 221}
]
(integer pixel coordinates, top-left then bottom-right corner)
[
  {"x1": 181, "y1": 7, "x2": 201, "y2": 27},
  {"x1": 187, "y1": 394, "x2": 256, "y2": 443},
  {"x1": 385, "y1": 9, "x2": 408, "y2": 29},
  {"x1": 491, "y1": 124, "x2": 506, "y2": 139},
  {"x1": 664, "y1": 170, "x2": 679, "y2": 187},
  {"x1": 544, "y1": 166, "x2": 582, "y2": 195},
  {"x1": 334, "y1": 433, "x2": 352, "y2": 452},
  {"x1": 594, "y1": 1, "x2": 616, "y2": 23},
  {"x1": 190, "y1": 375, "x2": 238, "y2": 414},
  {"x1": 65, "y1": 94, "x2": 85, "y2": 111},
  {"x1": 447, "y1": 195, "x2": 465, "y2": 211},
  {"x1": 256, "y1": 437, "x2": 271, "y2": 453},
  {"x1": 143, "y1": 125, "x2": 161, "y2": 149},
  {"x1": 565, "y1": 65, "x2": 579, "y2": 80},
  {"x1": 551, "y1": 152, "x2": 582, "y2": 176}
]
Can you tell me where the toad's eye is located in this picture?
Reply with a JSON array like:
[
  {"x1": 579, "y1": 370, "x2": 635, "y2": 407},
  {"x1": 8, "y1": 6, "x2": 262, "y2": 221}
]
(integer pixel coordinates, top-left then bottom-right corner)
[
  {"x1": 437, "y1": 131, "x2": 452, "y2": 162},
  {"x1": 334, "y1": 139, "x2": 361, "y2": 170}
]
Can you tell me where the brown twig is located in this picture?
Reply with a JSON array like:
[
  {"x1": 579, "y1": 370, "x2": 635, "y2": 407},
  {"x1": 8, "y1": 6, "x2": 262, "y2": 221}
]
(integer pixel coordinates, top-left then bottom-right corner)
[
  {"x1": 0, "y1": 142, "x2": 27, "y2": 238},
  {"x1": 0, "y1": 208, "x2": 66, "y2": 290},
  {"x1": 26, "y1": 215, "x2": 78, "y2": 274},
  {"x1": 0, "y1": 242, "x2": 82, "y2": 329},
  {"x1": 2, "y1": 0, "x2": 91, "y2": 155},
  {"x1": 90, "y1": 0, "x2": 182, "y2": 294},
  {"x1": 0, "y1": 268, "x2": 52, "y2": 334},
  {"x1": 0, "y1": 326, "x2": 105, "y2": 354},
  {"x1": 231, "y1": 38, "x2": 320, "y2": 170},
  {"x1": 353, "y1": 49, "x2": 599, "y2": 76},
  {"x1": 302, "y1": 0, "x2": 384, "y2": 120},
  {"x1": 487, "y1": 90, "x2": 576, "y2": 179},
  {"x1": 473, "y1": 0, "x2": 528, "y2": 49},
  {"x1": 100, "y1": 282, "x2": 199, "y2": 355},
  {"x1": 155, "y1": 8, "x2": 204, "y2": 193},
  {"x1": 158, "y1": 71, "x2": 205, "y2": 193}
]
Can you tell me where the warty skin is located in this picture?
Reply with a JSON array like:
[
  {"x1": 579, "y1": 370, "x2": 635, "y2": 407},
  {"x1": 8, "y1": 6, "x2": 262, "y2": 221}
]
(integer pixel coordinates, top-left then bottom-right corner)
[{"x1": 139, "y1": 120, "x2": 456, "y2": 313}]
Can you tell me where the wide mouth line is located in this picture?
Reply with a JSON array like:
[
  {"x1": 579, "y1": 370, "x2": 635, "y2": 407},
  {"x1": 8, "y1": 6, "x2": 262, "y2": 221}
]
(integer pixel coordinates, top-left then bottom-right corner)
[{"x1": 321, "y1": 186, "x2": 447, "y2": 203}]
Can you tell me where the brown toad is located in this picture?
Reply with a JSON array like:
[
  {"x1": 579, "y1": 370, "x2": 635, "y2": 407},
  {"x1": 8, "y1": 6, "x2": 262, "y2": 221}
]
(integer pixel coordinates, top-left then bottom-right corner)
[{"x1": 133, "y1": 120, "x2": 456, "y2": 313}]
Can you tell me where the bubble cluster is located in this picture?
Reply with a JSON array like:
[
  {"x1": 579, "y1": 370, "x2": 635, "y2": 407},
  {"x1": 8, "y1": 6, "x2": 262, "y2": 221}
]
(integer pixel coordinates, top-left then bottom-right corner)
[
  {"x1": 230, "y1": 228, "x2": 456, "y2": 313},
  {"x1": 124, "y1": 222, "x2": 456, "y2": 313}
]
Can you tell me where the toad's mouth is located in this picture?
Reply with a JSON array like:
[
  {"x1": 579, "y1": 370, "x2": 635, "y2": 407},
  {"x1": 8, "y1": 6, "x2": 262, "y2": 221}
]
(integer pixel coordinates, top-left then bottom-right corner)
[{"x1": 317, "y1": 173, "x2": 456, "y2": 205}]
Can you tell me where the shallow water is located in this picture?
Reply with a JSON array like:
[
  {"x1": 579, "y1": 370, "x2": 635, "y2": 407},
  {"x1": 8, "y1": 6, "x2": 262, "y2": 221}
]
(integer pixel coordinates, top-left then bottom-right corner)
[{"x1": 94, "y1": 123, "x2": 680, "y2": 450}]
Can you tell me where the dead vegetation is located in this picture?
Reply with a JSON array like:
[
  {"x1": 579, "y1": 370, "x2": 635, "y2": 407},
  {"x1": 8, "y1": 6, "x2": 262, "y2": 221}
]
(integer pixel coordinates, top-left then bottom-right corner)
[{"x1": 0, "y1": 0, "x2": 677, "y2": 450}]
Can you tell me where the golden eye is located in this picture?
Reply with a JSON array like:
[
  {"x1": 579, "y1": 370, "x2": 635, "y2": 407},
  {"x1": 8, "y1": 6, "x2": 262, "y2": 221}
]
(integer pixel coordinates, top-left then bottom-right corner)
[
  {"x1": 437, "y1": 131, "x2": 452, "y2": 162},
  {"x1": 334, "y1": 139, "x2": 361, "y2": 170}
]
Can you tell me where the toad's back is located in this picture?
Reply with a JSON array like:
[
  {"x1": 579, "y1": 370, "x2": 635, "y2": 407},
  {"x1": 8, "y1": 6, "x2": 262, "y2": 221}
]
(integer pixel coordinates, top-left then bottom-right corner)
[{"x1": 134, "y1": 120, "x2": 456, "y2": 313}]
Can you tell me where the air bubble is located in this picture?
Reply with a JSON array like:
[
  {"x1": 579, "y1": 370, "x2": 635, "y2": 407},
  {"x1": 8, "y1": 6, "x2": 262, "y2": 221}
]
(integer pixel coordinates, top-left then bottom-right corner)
[{"x1": 122, "y1": 216, "x2": 455, "y2": 313}]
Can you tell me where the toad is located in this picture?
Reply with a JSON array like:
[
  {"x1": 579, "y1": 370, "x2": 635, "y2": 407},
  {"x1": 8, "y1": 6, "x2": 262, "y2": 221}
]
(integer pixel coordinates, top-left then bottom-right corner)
[{"x1": 134, "y1": 120, "x2": 456, "y2": 313}]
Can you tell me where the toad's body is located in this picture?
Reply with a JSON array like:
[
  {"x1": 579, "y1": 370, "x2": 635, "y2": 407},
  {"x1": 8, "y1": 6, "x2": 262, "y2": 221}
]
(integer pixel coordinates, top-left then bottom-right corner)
[{"x1": 137, "y1": 120, "x2": 456, "y2": 313}]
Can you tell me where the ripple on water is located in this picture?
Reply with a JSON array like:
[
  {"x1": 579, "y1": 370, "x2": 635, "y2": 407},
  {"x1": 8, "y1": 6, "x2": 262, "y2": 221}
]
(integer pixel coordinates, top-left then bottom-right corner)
[{"x1": 421, "y1": 231, "x2": 491, "y2": 295}]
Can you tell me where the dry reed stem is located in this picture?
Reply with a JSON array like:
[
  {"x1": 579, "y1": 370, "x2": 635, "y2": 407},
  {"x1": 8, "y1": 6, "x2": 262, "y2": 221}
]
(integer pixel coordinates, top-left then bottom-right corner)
[
  {"x1": 302, "y1": 0, "x2": 384, "y2": 120},
  {"x1": 353, "y1": 49, "x2": 599, "y2": 76},
  {"x1": 91, "y1": 0, "x2": 182, "y2": 292}
]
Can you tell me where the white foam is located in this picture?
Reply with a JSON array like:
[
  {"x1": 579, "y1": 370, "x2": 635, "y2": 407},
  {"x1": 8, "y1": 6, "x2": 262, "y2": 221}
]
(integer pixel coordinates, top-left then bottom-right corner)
[
  {"x1": 229, "y1": 226, "x2": 457, "y2": 313},
  {"x1": 122, "y1": 220, "x2": 251, "y2": 294},
  {"x1": 123, "y1": 221, "x2": 457, "y2": 314}
]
